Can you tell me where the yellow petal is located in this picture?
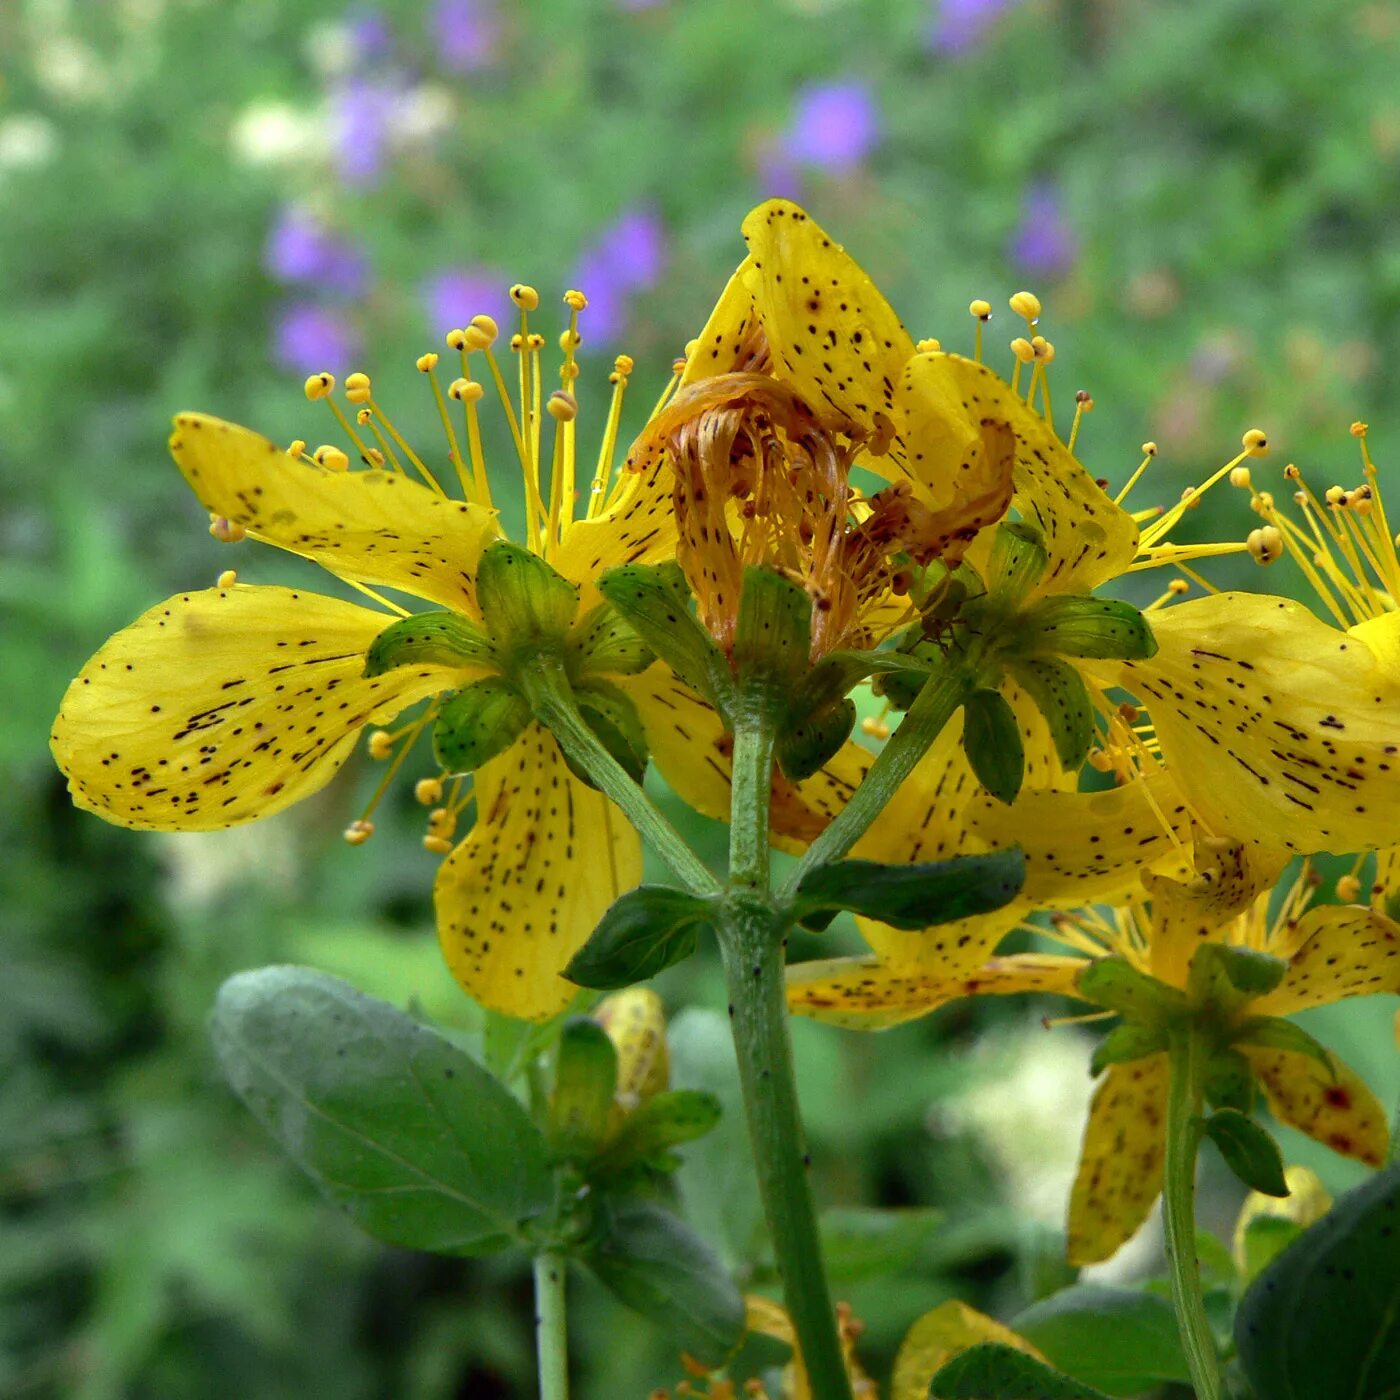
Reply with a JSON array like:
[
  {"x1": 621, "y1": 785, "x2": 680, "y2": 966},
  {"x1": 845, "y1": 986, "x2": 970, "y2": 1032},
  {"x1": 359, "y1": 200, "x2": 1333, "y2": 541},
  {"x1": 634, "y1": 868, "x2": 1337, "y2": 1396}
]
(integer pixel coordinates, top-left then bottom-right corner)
[
  {"x1": 892, "y1": 1300, "x2": 1046, "y2": 1400},
  {"x1": 680, "y1": 259, "x2": 761, "y2": 386},
  {"x1": 594, "y1": 987, "x2": 669, "y2": 1104},
  {"x1": 1114, "y1": 592, "x2": 1400, "y2": 853},
  {"x1": 1067, "y1": 1055, "x2": 1170, "y2": 1266},
  {"x1": 434, "y1": 724, "x2": 641, "y2": 1021},
  {"x1": 786, "y1": 950, "x2": 1082, "y2": 1029},
  {"x1": 1254, "y1": 904, "x2": 1400, "y2": 1014},
  {"x1": 1242, "y1": 1046, "x2": 1388, "y2": 1167},
  {"x1": 171, "y1": 414, "x2": 500, "y2": 613},
  {"x1": 51, "y1": 585, "x2": 458, "y2": 831},
  {"x1": 1349, "y1": 610, "x2": 1400, "y2": 672}
]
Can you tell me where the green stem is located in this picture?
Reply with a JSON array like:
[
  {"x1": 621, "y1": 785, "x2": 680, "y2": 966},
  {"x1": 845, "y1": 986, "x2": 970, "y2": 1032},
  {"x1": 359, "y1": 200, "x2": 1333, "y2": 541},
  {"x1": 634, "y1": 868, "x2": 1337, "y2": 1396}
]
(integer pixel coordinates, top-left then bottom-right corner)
[
  {"x1": 719, "y1": 688, "x2": 854, "y2": 1400},
  {"x1": 1163, "y1": 1027, "x2": 1223, "y2": 1400},
  {"x1": 533, "y1": 1251, "x2": 570, "y2": 1400},
  {"x1": 519, "y1": 656, "x2": 718, "y2": 896},
  {"x1": 780, "y1": 668, "x2": 969, "y2": 899}
]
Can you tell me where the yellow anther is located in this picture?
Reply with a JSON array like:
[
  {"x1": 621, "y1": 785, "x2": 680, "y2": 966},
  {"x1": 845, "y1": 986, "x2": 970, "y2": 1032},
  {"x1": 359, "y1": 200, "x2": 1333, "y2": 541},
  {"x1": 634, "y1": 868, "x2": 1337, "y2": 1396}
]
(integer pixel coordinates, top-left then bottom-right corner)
[
  {"x1": 314, "y1": 444, "x2": 350, "y2": 471},
  {"x1": 546, "y1": 390, "x2": 578, "y2": 422},
  {"x1": 1229, "y1": 466, "x2": 1252, "y2": 488},
  {"x1": 1256, "y1": 491, "x2": 1274, "y2": 509},
  {"x1": 355, "y1": 407, "x2": 373, "y2": 425},
  {"x1": 561, "y1": 360, "x2": 580, "y2": 382},
  {"x1": 416, "y1": 352, "x2": 440, "y2": 373},
  {"x1": 672, "y1": 357, "x2": 687, "y2": 375},
  {"x1": 509, "y1": 283, "x2": 540, "y2": 311},
  {"x1": 1351, "y1": 420, "x2": 1369, "y2": 437},
  {"x1": 1247, "y1": 524, "x2": 1284, "y2": 564},
  {"x1": 209, "y1": 515, "x2": 246, "y2": 543},
  {"x1": 1010, "y1": 336, "x2": 1036, "y2": 364},
  {"x1": 449, "y1": 377, "x2": 485, "y2": 402},
  {"x1": 1179, "y1": 485, "x2": 1201, "y2": 510},
  {"x1": 1142, "y1": 441, "x2": 1158, "y2": 456},
  {"x1": 365, "y1": 447, "x2": 385, "y2": 466},
  {"x1": 860, "y1": 715, "x2": 890, "y2": 740},
  {"x1": 1242, "y1": 427, "x2": 1270, "y2": 457},
  {"x1": 1032, "y1": 335, "x2": 1056, "y2": 362},
  {"x1": 464, "y1": 324, "x2": 494, "y2": 350},
  {"x1": 288, "y1": 438, "x2": 307, "y2": 456},
  {"x1": 613, "y1": 354, "x2": 635, "y2": 375},
  {"x1": 415, "y1": 776, "x2": 444, "y2": 805},
  {"x1": 1325, "y1": 484, "x2": 1347, "y2": 506},
  {"x1": 526, "y1": 332, "x2": 546, "y2": 351},
  {"x1": 217, "y1": 569, "x2": 237, "y2": 588},
  {"x1": 559, "y1": 328, "x2": 581, "y2": 352},
  {"x1": 423, "y1": 834, "x2": 454, "y2": 855},
  {"x1": 1009, "y1": 290, "x2": 1042, "y2": 322},
  {"x1": 1075, "y1": 389, "x2": 1094, "y2": 409},
  {"x1": 564, "y1": 289, "x2": 588, "y2": 311},
  {"x1": 1168, "y1": 578, "x2": 1190, "y2": 594},
  {"x1": 1283, "y1": 464, "x2": 1300, "y2": 480},
  {"x1": 969, "y1": 298, "x2": 992, "y2": 320},
  {"x1": 915, "y1": 337, "x2": 942, "y2": 352},
  {"x1": 303, "y1": 371, "x2": 335, "y2": 400},
  {"x1": 446, "y1": 328, "x2": 468, "y2": 350},
  {"x1": 1336, "y1": 873, "x2": 1363, "y2": 902},
  {"x1": 345, "y1": 371, "x2": 371, "y2": 404},
  {"x1": 368, "y1": 729, "x2": 396, "y2": 760},
  {"x1": 343, "y1": 819, "x2": 375, "y2": 846},
  {"x1": 1087, "y1": 748, "x2": 1114, "y2": 772},
  {"x1": 509, "y1": 332, "x2": 524, "y2": 352},
  {"x1": 345, "y1": 371, "x2": 370, "y2": 392}
]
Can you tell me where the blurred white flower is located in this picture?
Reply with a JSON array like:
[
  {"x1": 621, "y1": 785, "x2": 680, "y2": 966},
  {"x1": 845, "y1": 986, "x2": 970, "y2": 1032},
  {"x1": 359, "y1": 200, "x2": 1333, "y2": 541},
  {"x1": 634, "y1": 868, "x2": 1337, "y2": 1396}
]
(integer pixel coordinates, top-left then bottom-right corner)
[
  {"x1": 31, "y1": 35, "x2": 104, "y2": 102},
  {"x1": 0, "y1": 114, "x2": 60, "y2": 171},
  {"x1": 229, "y1": 101, "x2": 328, "y2": 167}
]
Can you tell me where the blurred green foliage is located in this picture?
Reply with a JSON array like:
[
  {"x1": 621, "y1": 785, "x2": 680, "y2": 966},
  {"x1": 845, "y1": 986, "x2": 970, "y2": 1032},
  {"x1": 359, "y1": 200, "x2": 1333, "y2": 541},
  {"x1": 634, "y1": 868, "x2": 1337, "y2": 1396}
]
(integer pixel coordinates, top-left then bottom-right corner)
[{"x1": 5, "y1": 0, "x2": 1400, "y2": 1395}]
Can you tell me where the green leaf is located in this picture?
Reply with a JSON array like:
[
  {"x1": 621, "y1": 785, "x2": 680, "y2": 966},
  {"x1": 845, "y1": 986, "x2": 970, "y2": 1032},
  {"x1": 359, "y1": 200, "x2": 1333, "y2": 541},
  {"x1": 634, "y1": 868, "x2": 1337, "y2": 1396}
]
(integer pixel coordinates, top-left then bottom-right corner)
[
  {"x1": 732, "y1": 565, "x2": 811, "y2": 690},
  {"x1": 1203, "y1": 1047, "x2": 1256, "y2": 1114},
  {"x1": 1011, "y1": 1285, "x2": 1190, "y2": 1396},
  {"x1": 930, "y1": 1342, "x2": 1114, "y2": 1399},
  {"x1": 1231, "y1": 1014, "x2": 1336, "y2": 1073},
  {"x1": 584, "y1": 1197, "x2": 744, "y2": 1366},
  {"x1": 569, "y1": 602, "x2": 654, "y2": 676},
  {"x1": 549, "y1": 1019, "x2": 618, "y2": 1156},
  {"x1": 573, "y1": 678, "x2": 650, "y2": 786},
  {"x1": 792, "y1": 850, "x2": 1026, "y2": 934},
  {"x1": 1201, "y1": 1108, "x2": 1288, "y2": 1196},
  {"x1": 962, "y1": 688, "x2": 1025, "y2": 804},
  {"x1": 1239, "y1": 1214, "x2": 1302, "y2": 1285},
  {"x1": 817, "y1": 1206, "x2": 942, "y2": 1283},
  {"x1": 1006, "y1": 657, "x2": 1094, "y2": 770},
  {"x1": 564, "y1": 886, "x2": 713, "y2": 990},
  {"x1": 1187, "y1": 943, "x2": 1287, "y2": 1013},
  {"x1": 986, "y1": 521, "x2": 1049, "y2": 606},
  {"x1": 1237, "y1": 1161, "x2": 1400, "y2": 1399},
  {"x1": 363, "y1": 609, "x2": 495, "y2": 677},
  {"x1": 1089, "y1": 1022, "x2": 1169, "y2": 1076},
  {"x1": 777, "y1": 696, "x2": 856, "y2": 782},
  {"x1": 211, "y1": 967, "x2": 551, "y2": 1255},
  {"x1": 597, "y1": 561, "x2": 734, "y2": 716},
  {"x1": 432, "y1": 676, "x2": 531, "y2": 774},
  {"x1": 1075, "y1": 958, "x2": 1186, "y2": 1027},
  {"x1": 1024, "y1": 596, "x2": 1157, "y2": 660},
  {"x1": 476, "y1": 539, "x2": 580, "y2": 645},
  {"x1": 593, "y1": 1090, "x2": 722, "y2": 1174}
]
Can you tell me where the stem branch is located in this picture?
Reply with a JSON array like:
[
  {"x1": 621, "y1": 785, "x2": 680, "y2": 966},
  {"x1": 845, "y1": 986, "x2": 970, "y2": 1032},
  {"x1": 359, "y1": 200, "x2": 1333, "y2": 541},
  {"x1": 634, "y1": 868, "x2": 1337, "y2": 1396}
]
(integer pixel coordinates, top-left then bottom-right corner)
[{"x1": 533, "y1": 1251, "x2": 570, "y2": 1400}]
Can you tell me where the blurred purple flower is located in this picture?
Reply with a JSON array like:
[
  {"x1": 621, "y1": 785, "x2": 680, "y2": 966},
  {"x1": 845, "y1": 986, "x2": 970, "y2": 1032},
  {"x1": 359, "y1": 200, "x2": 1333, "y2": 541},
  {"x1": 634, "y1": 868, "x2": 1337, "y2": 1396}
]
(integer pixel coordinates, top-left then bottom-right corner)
[
  {"x1": 432, "y1": 0, "x2": 499, "y2": 73},
  {"x1": 422, "y1": 267, "x2": 509, "y2": 334},
  {"x1": 929, "y1": 0, "x2": 1018, "y2": 55},
  {"x1": 347, "y1": 9, "x2": 393, "y2": 63},
  {"x1": 568, "y1": 207, "x2": 668, "y2": 344},
  {"x1": 335, "y1": 77, "x2": 397, "y2": 188},
  {"x1": 756, "y1": 144, "x2": 804, "y2": 201},
  {"x1": 781, "y1": 81, "x2": 879, "y2": 171},
  {"x1": 1008, "y1": 184, "x2": 1077, "y2": 280},
  {"x1": 264, "y1": 207, "x2": 369, "y2": 299},
  {"x1": 273, "y1": 303, "x2": 360, "y2": 375}
]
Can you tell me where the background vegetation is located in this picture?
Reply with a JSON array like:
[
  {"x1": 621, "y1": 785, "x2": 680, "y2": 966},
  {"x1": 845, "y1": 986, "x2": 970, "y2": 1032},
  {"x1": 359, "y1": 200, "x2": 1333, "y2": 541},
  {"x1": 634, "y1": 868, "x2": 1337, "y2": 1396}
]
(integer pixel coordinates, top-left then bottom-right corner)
[{"x1": 5, "y1": 0, "x2": 1399, "y2": 1395}]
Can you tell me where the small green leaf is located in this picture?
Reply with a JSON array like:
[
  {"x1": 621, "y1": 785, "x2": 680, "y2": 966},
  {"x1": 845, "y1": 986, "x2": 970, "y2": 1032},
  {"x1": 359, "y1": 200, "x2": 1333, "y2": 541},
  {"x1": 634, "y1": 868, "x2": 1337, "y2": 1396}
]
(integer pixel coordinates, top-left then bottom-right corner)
[
  {"x1": 817, "y1": 1206, "x2": 942, "y2": 1283},
  {"x1": 597, "y1": 562, "x2": 734, "y2": 716},
  {"x1": 549, "y1": 1019, "x2": 618, "y2": 1156},
  {"x1": 777, "y1": 696, "x2": 856, "y2": 782},
  {"x1": 792, "y1": 850, "x2": 1026, "y2": 933},
  {"x1": 364, "y1": 609, "x2": 495, "y2": 677},
  {"x1": 1006, "y1": 657, "x2": 1094, "y2": 769},
  {"x1": 564, "y1": 886, "x2": 713, "y2": 991},
  {"x1": 1025, "y1": 596, "x2": 1157, "y2": 660},
  {"x1": 986, "y1": 521, "x2": 1049, "y2": 606},
  {"x1": 963, "y1": 688, "x2": 1025, "y2": 804},
  {"x1": 930, "y1": 1342, "x2": 1114, "y2": 1399},
  {"x1": 211, "y1": 967, "x2": 551, "y2": 1255},
  {"x1": 1238, "y1": 1214, "x2": 1302, "y2": 1285},
  {"x1": 584, "y1": 1197, "x2": 744, "y2": 1366},
  {"x1": 1201, "y1": 1108, "x2": 1288, "y2": 1196},
  {"x1": 1089, "y1": 1023, "x2": 1169, "y2": 1076},
  {"x1": 593, "y1": 1090, "x2": 722, "y2": 1174},
  {"x1": 1011, "y1": 1284, "x2": 1190, "y2": 1396},
  {"x1": 573, "y1": 678, "x2": 649, "y2": 786},
  {"x1": 1237, "y1": 1161, "x2": 1400, "y2": 1398},
  {"x1": 569, "y1": 603, "x2": 654, "y2": 676},
  {"x1": 1230, "y1": 1014, "x2": 1336, "y2": 1073},
  {"x1": 1203, "y1": 1048, "x2": 1256, "y2": 1114},
  {"x1": 1187, "y1": 943, "x2": 1287, "y2": 1015},
  {"x1": 433, "y1": 677, "x2": 531, "y2": 774},
  {"x1": 1075, "y1": 958, "x2": 1187, "y2": 1027},
  {"x1": 732, "y1": 565, "x2": 812, "y2": 691},
  {"x1": 477, "y1": 540, "x2": 580, "y2": 643}
]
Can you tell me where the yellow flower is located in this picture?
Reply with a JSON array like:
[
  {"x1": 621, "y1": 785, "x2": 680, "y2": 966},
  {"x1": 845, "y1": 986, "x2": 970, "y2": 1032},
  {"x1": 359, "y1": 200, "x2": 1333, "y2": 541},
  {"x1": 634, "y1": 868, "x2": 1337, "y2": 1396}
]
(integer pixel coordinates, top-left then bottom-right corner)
[{"x1": 50, "y1": 292, "x2": 725, "y2": 1020}]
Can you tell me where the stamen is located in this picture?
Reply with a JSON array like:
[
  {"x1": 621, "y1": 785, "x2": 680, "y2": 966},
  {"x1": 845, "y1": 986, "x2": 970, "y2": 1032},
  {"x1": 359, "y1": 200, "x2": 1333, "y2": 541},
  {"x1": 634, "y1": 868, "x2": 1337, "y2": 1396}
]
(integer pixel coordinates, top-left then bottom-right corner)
[
  {"x1": 1138, "y1": 429, "x2": 1266, "y2": 549},
  {"x1": 447, "y1": 373, "x2": 493, "y2": 509},
  {"x1": 343, "y1": 818, "x2": 375, "y2": 846},
  {"x1": 209, "y1": 514, "x2": 246, "y2": 543},
  {"x1": 1009, "y1": 335, "x2": 1035, "y2": 395},
  {"x1": 1068, "y1": 389, "x2": 1093, "y2": 455},
  {"x1": 217, "y1": 569, "x2": 237, "y2": 588},
  {"x1": 345, "y1": 702, "x2": 439, "y2": 842},
  {"x1": 1145, "y1": 577, "x2": 1191, "y2": 611},
  {"x1": 587, "y1": 354, "x2": 633, "y2": 519},
  {"x1": 969, "y1": 299, "x2": 991, "y2": 363},
  {"x1": 363, "y1": 391, "x2": 447, "y2": 496},
  {"x1": 1114, "y1": 442, "x2": 1156, "y2": 506},
  {"x1": 313, "y1": 445, "x2": 350, "y2": 472},
  {"x1": 419, "y1": 353, "x2": 473, "y2": 501}
]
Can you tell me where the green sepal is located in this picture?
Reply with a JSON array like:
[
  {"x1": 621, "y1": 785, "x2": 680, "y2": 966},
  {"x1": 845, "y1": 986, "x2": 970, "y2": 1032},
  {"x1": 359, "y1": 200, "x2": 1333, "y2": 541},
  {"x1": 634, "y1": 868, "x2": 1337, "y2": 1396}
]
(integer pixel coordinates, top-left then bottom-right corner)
[
  {"x1": 1024, "y1": 595, "x2": 1158, "y2": 660},
  {"x1": 1187, "y1": 942, "x2": 1287, "y2": 1016},
  {"x1": 363, "y1": 609, "x2": 495, "y2": 677},
  {"x1": 569, "y1": 602, "x2": 654, "y2": 677},
  {"x1": 477, "y1": 540, "x2": 579, "y2": 645},
  {"x1": 433, "y1": 676, "x2": 531, "y2": 774},
  {"x1": 1203, "y1": 1047, "x2": 1256, "y2": 1114},
  {"x1": 1006, "y1": 656, "x2": 1095, "y2": 769},
  {"x1": 597, "y1": 561, "x2": 734, "y2": 717},
  {"x1": 1200, "y1": 1108, "x2": 1288, "y2": 1196},
  {"x1": 986, "y1": 521, "x2": 1049, "y2": 607},
  {"x1": 732, "y1": 565, "x2": 811, "y2": 692},
  {"x1": 570, "y1": 678, "x2": 649, "y2": 787},
  {"x1": 1075, "y1": 957, "x2": 1187, "y2": 1028},
  {"x1": 963, "y1": 687, "x2": 1025, "y2": 804},
  {"x1": 792, "y1": 849, "x2": 1026, "y2": 933},
  {"x1": 870, "y1": 637, "x2": 949, "y2": 711},
  {"x1": 1230, "y1": 1014, "x2": 1336, "y2": 1073},
  {"x1": 549, "y1": 1018, "x2": 619, "y2": 1157},
  {"x1": 776, "y1": 697, "x2": 856, "y2": 782},
  {"x1": 1089, "y1": 1022, "x2": 1170, "y2": 1075},
  {"x1": 1238, "y1": 1214, "x2": 1302, "y2": 1285},
  {"x1": 564, "y1": 885, "x2": 714, "y2": 990},
  {"x1": 930, "y1": 1342, "x2": 1114, "y2": 1400},
  {"x1": 584, "y1": 1197, "x2": 745, "y2": 1367},
  {"x1": 592, "y1": 1089, "x2": 722, "y2": 1176}
]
